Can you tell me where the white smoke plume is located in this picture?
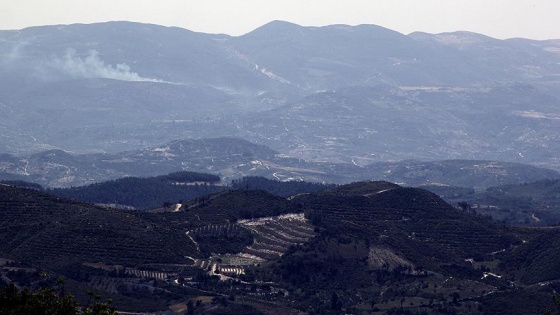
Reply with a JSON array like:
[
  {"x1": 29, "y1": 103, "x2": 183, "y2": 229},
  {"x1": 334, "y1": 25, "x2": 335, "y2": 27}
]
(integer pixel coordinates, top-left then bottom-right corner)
[
  {"x1": 0, "y1": 41, "x2": 28, "y2": 69},
  {"x1": 58, "y1": 49, "x2": 163, "y2": 82}
]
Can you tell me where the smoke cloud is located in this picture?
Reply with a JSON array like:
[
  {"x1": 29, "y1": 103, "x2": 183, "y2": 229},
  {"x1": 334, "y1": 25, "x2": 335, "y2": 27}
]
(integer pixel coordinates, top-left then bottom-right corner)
[
  {"x1": 58, "y1": 49, "x2": 163, "y2": 82},
  {"x1": 0, "y1": 41, "x2": 28, "y2": 69}
]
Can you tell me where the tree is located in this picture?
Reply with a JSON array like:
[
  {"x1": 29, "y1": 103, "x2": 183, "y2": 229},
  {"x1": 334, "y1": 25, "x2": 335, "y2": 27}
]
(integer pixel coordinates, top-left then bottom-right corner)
[
  {"x1": 330, "y1": 292, "x2": 341, "y2": 311},
  {"x1": 457, "y1": 201, "x2": 471, "y2": 212},
  {"x1": 0, "y1": 281, "x2": 116, "y2": 315},
  {"x1": 545, "y1": 294, "x2": 560, "y2": 315},
  {"x1": 186, "y1": 300, "x2": 194, "y2": 315},
  {"x1": 451, "y1": 291, "x2": 460, "y2": 305}
]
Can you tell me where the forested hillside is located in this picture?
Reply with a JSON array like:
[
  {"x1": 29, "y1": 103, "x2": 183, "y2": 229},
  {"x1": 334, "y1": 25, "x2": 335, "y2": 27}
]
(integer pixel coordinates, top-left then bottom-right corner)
[
  {"x1": 425, "y1": 179, "x2": 560, "y2": 226},
  {"x1": 2, "y1": 180, "x2": 560, "y2": 314},
  {"x1": 0, "y1": 184, "x2": 200, "y2": 269},
  {"x1": 49, "y1": 171, "x2": 222, "y2": 210}
]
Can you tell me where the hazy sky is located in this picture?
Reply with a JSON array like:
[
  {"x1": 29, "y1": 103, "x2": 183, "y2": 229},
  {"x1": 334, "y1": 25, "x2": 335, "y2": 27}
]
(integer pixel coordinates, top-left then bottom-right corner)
[{"x1": 1, "y1": 0, "x2": 559, "y2": 40}]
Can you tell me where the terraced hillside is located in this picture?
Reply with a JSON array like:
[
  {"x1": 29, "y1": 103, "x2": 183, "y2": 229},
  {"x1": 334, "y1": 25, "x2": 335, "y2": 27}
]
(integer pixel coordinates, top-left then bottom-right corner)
[
  {"x1": 297, "y1": 182, "x2": 520, "y2": 267},
  {"x1": 0, "y1": 184, "x2": 200, "y2": 270},
  {"x1": 238, "y1": 213, "x2": 315, "y2": 261},
  {"x1": 190, "y1": 213, "x2": 315, "y2": 276}
]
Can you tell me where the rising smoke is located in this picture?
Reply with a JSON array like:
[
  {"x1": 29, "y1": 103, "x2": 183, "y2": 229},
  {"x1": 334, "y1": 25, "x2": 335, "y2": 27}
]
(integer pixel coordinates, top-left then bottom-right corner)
[
  {"x1": 57, "y1": 49, "x2": 163, "y2": 82},
  {"x1": 0, "y1": 41, "x2": 28, "y2": 69}
]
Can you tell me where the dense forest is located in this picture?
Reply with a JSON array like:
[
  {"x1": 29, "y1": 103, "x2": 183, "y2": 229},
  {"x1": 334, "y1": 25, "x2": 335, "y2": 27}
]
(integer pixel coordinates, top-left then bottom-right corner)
[
  {"x1": 230, "y1": 176, "x2": 335, "y2": 197},
  {"x1": 48, "y1": 171, "x2": 222, "y2": 210},
  {"x1": 3, "y1": 176, "x2": 560, "y2": 314},
  {"x1": 46, "y1": 174, "x2": 334, "y2": 210},
  {"x1": 424, "y1": 179, "x2": 560, "y2": 226}
]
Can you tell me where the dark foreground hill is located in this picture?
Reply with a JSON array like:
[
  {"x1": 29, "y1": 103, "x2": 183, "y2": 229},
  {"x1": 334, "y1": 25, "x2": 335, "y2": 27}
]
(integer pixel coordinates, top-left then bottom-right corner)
[
  {"x1": 41, "y1": 173, "x2": 334, "y2": 211},
  {"x1": 48, "y1": 171, "x2": 223, "y2": 210},
  {"x1": 2, "y1": 180, "x2": 560, "y2": 314},
  {"x1": 295, "y1": 182, "x2": 519, "y2": 270},
  {"x1": 260, "y1": 182, "x2": 560, "y2": 314},
  {"x1": 0, "y1": 184, "x2": 200, "y2": 270},
  {"x1": 425, "y1": 178, "x2": 560, "y2": 226}
]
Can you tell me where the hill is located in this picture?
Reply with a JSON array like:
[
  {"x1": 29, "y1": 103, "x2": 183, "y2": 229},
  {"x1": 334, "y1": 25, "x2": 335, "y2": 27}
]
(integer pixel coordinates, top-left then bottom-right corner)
[
  {"x1": 368, "y1": 159, "x2": 559, "y2": 188},
  {"x1": 1, "y1": 138, "x2": 557, "y2": 188},
  {"x1": 31, "y1": 173, "x2": 333, "y2": 211},
  {"x1": 502, "y1": 228, "x2": 560, "y2": 284},
  {"x1": 2, "y1": 180, "x2": 560, "y2": 314},
  {"x1": 244, "y1": 181, "x2": 557, "y2": 314},
  {"x1": 230, "y1": 176, "x2": 334, "y2": 197},
  {"x1": 297, "y1": 183, "x2": 519, "y2": 265},
  {"x1": 427, "y1": 178, "x2": 560, "y2": 226},
  {"x1": 133, "y1": 188, "x2": 302, "y2": 258},
  {"x1": 0, "y1": 184, "x2": 200, "y2": 270},
  {"x1": 0, "y1": 138, "x2": 291, "y2": 187},
  {"x1": 240, "y1": 84, "x2": 560, "y2": 167},
  {"x1": 48, "y1": 171, "x2": 222, "y2": 210},
  {"x1": 186, "y1": 189, "x2": 300, "y2": 224}
]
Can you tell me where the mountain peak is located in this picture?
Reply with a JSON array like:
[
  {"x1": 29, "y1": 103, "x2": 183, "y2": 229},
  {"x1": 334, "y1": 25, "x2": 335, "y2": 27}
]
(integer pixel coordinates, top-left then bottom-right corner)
[
  {"x1": 243, "y1": 20, "x2": 405, "y2": 40},
  {"x1": 409, "y1": 30, "x2": 499, "y2": 48},
  {"x1": 242, "y1": 20, "x2": 305, "y2": 37}
]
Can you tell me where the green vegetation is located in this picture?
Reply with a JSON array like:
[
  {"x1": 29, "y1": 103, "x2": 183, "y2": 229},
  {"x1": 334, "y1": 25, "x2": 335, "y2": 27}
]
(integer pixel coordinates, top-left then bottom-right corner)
[
  {"x1": 235, "y1": 182, "x2": 560, "y2": 314},
  {"x1": 424, "y1": 179, "x2": 560, "y2": 226},
  {"x1": 0, "y1": 180, "x2": 43, "y2": 190},
  {"x1": 0, "y1": 280, "x2": 115, "y2": 315},
  {"x1": 230, "y1": 176, "x2": 334, "y2": 197},
  {"x1": 0, "y1": 184, "x2": 200, "y2": 271},
  {"x1": 501, "y1": 228, "x2": 560, "y2": 284},
  {"x1": 300, "y1": 186, "x2": 518, "y2": 262},
  {"x1": 48, "y1": 174, "x2": 332, "y2": 210},
  {"x1": 370, "y1": 160, "x2": 560, "y2": 188},
  {"x1": 545, "y1": 294, "x2": 560, "y2": 315},
  {"x1": 49, "y1": 171, "x2": 222, "y2": 210},
  {"x1": 0, "y1": 171, "x2": 30, "y2": 183},
  {"x1": 3, "y1": 179, "x2": 560, "y2": 314},
  {"x1": 185, "y1": 189, "x2": 299, "y2": 224},
  {"x1": 192, "y1": 224, "x2": 254, "y2": 255},
  {"x1": 480, "y1": 289, "x2": 557, "y2": 315}
]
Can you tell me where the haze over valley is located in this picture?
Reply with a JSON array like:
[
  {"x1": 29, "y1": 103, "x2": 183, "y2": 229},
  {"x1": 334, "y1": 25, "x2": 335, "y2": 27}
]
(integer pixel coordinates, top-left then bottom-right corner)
[{"x1": 1, "y1": 21, "x2": 560, "y2": 169}]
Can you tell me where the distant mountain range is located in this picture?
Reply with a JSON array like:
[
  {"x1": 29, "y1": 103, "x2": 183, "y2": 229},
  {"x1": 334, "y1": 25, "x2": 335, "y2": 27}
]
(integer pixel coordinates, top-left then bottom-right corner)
[
  {"x1": 1, "y1": 21, "x2": 559, "y2": 170},
  {"x1": 0, "y1": 137, "x2": 557, "y2": 188}
]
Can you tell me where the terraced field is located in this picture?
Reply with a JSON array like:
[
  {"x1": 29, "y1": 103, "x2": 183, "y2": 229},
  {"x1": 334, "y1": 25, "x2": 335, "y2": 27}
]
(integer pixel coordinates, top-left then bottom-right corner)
[
  {"x1": 191, "y1": 223, "x2": 241, "y2": 238},
  {"x1": 191, "y1": 213, "x2": 316, "y2": 276},
  {"x1": 239, "y1": 213, "x2": 315, "y2": 260}
]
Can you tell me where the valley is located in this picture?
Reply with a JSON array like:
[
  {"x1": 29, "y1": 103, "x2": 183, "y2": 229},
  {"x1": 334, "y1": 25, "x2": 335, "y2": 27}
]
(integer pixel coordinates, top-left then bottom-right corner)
[
  {"x1": 1, "y1": 22, "x2": 560, "y2": 170},
  {"x1": 1, "y1": 138, "x2": 558, "y2": 189}
]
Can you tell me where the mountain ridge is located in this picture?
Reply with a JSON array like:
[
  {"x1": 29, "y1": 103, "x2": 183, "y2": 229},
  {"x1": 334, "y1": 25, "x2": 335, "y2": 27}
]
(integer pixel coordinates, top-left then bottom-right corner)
[
  {"x1": 2, "y1": 21, "x2": 560, "y2": 166},
  {"x1": 1, "y1": 137, "x2": 558, "y2": 188}
]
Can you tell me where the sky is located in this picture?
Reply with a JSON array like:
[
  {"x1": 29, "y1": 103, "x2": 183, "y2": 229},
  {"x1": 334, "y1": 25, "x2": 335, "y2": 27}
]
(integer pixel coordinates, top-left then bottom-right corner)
[{"x1": 1, "y1": 0, "x2": 559, "y2": 40}]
